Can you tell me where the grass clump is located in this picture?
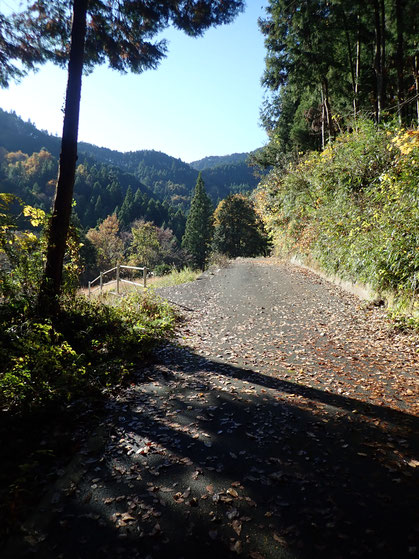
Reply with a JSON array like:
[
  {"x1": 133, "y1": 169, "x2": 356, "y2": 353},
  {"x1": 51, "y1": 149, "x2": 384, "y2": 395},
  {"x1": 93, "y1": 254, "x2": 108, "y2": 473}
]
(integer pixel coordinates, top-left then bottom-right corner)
[{"x1": 151, "y1": 266, "x2": 201, "y2": 288}]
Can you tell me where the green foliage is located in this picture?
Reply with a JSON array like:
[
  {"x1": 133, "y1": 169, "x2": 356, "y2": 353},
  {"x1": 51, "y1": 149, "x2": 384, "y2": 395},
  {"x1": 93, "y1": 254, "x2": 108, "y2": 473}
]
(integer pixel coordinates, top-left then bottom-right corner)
[
  {"x1": 129, "y1": 220, "x2": 161, "y2": 269},
  {"x1": 0, "y1": 319, "x2": 87, "y2": 405},
  {"x1": 154, "y1": 263, "x2": 173, "y2": 276},
  {"x1": 0, "y1": 291, "x2": 176, "y2": 410},
  {"x1": 0, "y1": 196, "x2": 82, "y2": 302},
  {"x1": 128, "y1": 219, "x2": 189, "y2": 271},
  {"x1": 182, "y1": 174, "x2": 214, "y2": 270},
  {"x1": 255, "y1": 121, "x2": 419, "y2": 315},
  {"x1": 213, "y1": 194, "x2": 270, "y2": 258},
  {"x1": 260, "y1": 0, "x2": 419, "y2": 161}
]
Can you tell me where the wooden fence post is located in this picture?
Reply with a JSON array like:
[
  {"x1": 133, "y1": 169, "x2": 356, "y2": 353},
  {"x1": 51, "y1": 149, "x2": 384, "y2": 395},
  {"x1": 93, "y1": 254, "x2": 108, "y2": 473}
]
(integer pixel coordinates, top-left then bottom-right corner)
[
  {"x1": 143, "y1": 266, "x2": 147, "y2": 288},
  {"x1": 99, "y1": 271, "x2": 103, "y2": 299},
  {"x1": 88, "y1": 281, "x2": 91, "y2": 298},
  {"x1": 116, "y1": 262, "x2": 120, "y2": 295}
]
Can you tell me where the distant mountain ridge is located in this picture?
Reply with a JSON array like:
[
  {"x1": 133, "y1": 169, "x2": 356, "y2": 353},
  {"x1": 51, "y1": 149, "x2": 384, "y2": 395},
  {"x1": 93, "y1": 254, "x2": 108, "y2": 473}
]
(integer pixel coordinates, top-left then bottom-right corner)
[
  {"x1": 0, "y1": 108, "x2": 263, "y2": 234},
  {"x1": 190, "y1": 152, "x2": 250, "y2": 171}
]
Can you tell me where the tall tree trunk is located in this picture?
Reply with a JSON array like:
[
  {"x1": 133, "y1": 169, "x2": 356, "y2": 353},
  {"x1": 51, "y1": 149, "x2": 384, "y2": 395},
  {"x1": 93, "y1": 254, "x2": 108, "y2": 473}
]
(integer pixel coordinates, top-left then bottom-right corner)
[
  {"x1": 38, "y1": 0, "x2": 88, "y2": 314},
  {"x1": 373, "y1": 0, "x2": 382, "y2": 123},
  {"x1": 415, "y1": 53, "x2": 419, "y2": 127},
  {"x1": 373, "y1": 0, "x2": 385, "y2": 123},
  {"x1": 341, "y1": 8, "x2": 358, "y2": 120},
  {"x1": 321, "y1": 77, "x2": 334, "y2": 141},
  {"x1": 354, "y1": 15, "x2": 361, "y2": 123},
  {"x1": 320, "y1": 85, "x2": 325, "y2": 149},
  {"x1": 395, "y1": 0, "x2": 404, "y2": 124},
  {"x1": 380, "y1": 0, "x2": 386, "y2": 107}
]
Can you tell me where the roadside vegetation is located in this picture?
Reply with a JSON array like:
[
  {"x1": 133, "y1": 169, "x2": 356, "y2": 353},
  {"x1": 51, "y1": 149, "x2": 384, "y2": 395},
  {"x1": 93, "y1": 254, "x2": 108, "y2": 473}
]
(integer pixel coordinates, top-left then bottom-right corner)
[
  {"x1": 150, "y1": 267, "x2": 202, "y2": 288},
  {"x1": 251, "y1": 0, "x2": 418, "y2": 328},
  {"x1": 0, "y1": 194, "x2": 176, "y2": 413},
  {"x1": 0, "y1": 292, "x2": 176, "y2": 411},
  {"x1": 254, "y1": 121, "x2": 419, "y2": 325}
]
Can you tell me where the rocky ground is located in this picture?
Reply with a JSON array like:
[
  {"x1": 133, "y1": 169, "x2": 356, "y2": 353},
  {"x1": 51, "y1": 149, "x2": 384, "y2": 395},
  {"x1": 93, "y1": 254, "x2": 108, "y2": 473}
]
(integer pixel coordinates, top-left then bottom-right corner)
[{"x1": 3, "y1": 258, "x2": 418, "y2": 559}]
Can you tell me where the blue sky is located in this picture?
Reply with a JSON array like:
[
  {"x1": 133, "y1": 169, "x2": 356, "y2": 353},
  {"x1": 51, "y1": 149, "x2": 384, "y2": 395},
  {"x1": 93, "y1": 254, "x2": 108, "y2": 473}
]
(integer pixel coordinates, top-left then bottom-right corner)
[{"x1": 0, "y1": 1, "x2": 269, "y2": 163}]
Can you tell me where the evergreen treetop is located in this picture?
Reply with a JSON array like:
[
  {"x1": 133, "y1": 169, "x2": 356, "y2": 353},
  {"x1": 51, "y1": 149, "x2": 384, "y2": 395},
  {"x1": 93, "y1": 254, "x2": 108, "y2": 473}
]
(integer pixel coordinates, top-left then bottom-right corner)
[{"x1": 182, "y1": 173, "x2": 213, "y2": 271}]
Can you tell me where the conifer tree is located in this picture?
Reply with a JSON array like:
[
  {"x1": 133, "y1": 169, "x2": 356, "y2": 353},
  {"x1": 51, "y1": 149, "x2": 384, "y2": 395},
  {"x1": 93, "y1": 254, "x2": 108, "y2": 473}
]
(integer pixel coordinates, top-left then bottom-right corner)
[
  {"x1": 118, "y1": 186, "x2": 134, "y2": 229},
  {"x1": 259, "y1": 0, "x2": 419, "y2": 160},
  {"x1": 182, "y1": 173, "x2": 213, "y2": 271}
]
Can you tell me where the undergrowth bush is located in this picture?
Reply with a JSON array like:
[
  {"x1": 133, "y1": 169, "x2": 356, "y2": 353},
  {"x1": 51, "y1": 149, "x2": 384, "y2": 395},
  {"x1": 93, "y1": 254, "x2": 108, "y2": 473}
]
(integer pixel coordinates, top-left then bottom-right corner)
[
  {"x1": 0, "y1": 291, "x2": 176, "y2": 411},
  {"x1": 0, "y1": 196, "x2": 82, "y2": 303},
  {"x1": 1, "y1": 194, "x2": 178, "y2": 410},
  {"x1": 255, "y1": 120, "x2": 418, "y2": 317}
]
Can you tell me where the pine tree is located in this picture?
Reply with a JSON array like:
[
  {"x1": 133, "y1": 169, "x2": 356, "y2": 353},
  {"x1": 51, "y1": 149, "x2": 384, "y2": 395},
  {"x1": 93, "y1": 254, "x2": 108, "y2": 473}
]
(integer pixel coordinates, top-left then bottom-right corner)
[
  {"x1": 182, "y1": 173, "x2": 213, "y2": 271},
  {"x1": 118, "y1": 186, "x2": 134, "y2": 229}
]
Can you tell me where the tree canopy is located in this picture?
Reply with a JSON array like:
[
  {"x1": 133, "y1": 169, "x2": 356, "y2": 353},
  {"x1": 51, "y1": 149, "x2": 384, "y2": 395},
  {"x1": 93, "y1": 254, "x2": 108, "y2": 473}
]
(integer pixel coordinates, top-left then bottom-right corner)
[
  {"x1": 8, "y1": 1, "x2": 246, "y2": 81},
  {"x1": 86, "y1": 214, "x2": 124, "y2": 272},
  {"x1": 259, "y1": 0, "x2": 419, "y2": 159},
  {"x1": 213, "y1": 194, "x2": 270, "y2": 258}
]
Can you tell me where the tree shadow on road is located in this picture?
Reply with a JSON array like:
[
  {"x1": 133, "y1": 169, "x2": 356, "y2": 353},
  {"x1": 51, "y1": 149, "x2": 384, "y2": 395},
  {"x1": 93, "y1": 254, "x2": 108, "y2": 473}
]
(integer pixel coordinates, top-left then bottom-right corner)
[{"x1": 6, "y1": 344, "x2": 419, "y2": 559}]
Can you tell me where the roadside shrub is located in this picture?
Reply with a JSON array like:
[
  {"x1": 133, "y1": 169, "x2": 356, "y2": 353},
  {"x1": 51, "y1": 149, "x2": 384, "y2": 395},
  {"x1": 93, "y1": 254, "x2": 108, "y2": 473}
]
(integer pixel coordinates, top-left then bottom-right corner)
[
  {"x1": 255, "y1": 120, "x2": 419, "y2": 314},
  {"x1": 154, "y1": 263, "x2": 172, "y2": 276},
  {"x1": 209, "y1": 252, "x2": 230, "y2": 268},
  {"x1": 0, "y1": 196, "x2": 82, "y2": 304},
  {"x1": 0, "y1": 291, "x2": 176, "y2": 411},
  {"x1": 150, "y1": 266, "x2": 201, "y2": 288}
]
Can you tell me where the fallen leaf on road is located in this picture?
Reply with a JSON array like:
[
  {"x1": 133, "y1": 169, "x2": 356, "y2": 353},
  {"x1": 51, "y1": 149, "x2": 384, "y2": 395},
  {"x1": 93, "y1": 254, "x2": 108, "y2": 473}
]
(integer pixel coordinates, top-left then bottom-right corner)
[
  {"x1": 273, "y1": 533, "x2": 287, "y2": 545},
  {"x1": 226, "y1": 508, "x2": 239, "y2": 520},
  {"x1": 232, "y1": 519, "x2": 242, "y2": 536},
  {"x1": 230, "y1": 540, "x2": 242, "y2": 554}
]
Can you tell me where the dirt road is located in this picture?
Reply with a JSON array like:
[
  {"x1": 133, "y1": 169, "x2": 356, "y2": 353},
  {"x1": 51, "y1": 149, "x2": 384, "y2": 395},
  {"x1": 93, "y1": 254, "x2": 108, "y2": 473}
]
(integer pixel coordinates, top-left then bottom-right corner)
[{"x1": 6, "y1": 258, "x2": 419, "y2": 559}]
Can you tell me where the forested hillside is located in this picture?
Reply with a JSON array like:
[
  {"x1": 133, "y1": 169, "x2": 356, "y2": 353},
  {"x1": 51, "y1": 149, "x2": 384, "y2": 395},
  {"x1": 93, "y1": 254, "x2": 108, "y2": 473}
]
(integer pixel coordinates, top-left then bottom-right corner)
[
  {"x1": 254, "y1": 0, "x2": 418, "y2": 318},
  {"x1": 0, "y1": 143, "x2": 186, "y2": 238},
  {"x1": 0, "y1": 109, "x2": 260, "y2": 220},
  {"x1": 190, "y1": 152, "x2": 249, "y2": 170}
]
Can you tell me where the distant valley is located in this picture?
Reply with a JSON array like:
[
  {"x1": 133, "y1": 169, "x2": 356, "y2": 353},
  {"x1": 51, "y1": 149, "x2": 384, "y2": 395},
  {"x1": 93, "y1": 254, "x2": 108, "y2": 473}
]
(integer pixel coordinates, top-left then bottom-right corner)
[{"x1": 0, "y1": 108, "x2": 264, "y2": 238}]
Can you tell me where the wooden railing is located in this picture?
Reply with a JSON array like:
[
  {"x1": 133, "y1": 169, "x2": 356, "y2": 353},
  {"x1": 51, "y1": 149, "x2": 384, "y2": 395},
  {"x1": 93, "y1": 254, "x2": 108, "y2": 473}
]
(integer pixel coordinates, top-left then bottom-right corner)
[{"x1": 88, "y1": 264, "x2": 148, "y2": 298}]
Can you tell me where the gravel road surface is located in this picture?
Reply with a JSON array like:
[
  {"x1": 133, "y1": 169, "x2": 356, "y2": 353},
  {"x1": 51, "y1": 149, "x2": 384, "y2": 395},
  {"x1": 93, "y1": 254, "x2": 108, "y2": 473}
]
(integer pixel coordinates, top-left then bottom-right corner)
[{"x1": 6, "y1": 258, "x2": 418, "y2": 559}]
